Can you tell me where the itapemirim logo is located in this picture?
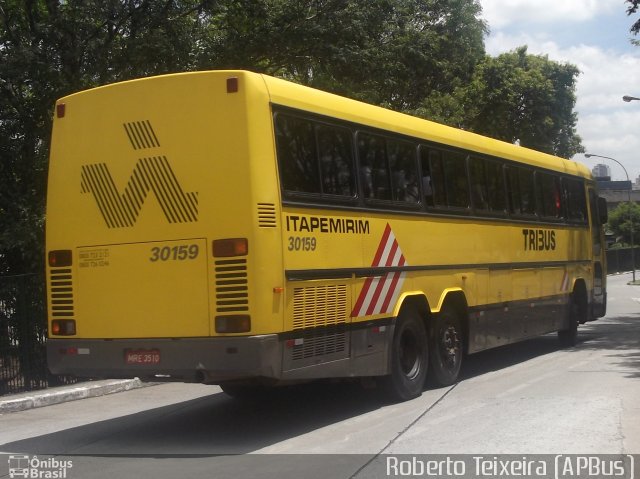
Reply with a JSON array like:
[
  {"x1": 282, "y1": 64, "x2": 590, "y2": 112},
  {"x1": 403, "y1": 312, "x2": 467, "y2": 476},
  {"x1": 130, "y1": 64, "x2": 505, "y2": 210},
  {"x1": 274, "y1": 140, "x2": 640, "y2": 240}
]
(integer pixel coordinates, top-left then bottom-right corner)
[{"x1": 80, "y1": 121, "x2": 198, "y2": 228}]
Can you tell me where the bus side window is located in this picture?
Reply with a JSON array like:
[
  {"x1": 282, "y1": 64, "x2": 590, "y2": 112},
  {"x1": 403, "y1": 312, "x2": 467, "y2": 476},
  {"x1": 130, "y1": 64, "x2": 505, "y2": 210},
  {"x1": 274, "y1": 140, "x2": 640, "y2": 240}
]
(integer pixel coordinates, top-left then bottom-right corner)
[
  {"x1": 469, "y1": 156, "x2": 489, "y2": 211},
  {"x1": 507, "y1": 167, "x2": 536, "y2": 216},
  {"x1": 428, "y1": 149, "x2": 446, "y2": 207},
  {"x1": 419, "y1": 147, "x2": 434, "y2": 207},
  {"x1": 537, "y1": 172, "x2": 562, "y2": 219},
  {"x1": 506, "y1": 166, "x2": 521, "y2": 214},
  {"x1": 443, "y1": 150, "x2": 469, "y2": 209},
  {"x1": 486, "y1": 160, "x2": 506, "y2": 213},
  {"x1": 275, "y1": 114, "x2": 320, "y2": 194},
  {"x1": 388, "y1": 139, "x2": 419, "y2": 203},
  {"x1": 317, "y1": 125, "x2": 356, "y2": 197},
  {"x1": 518, "y1": 168, "x2": 536, "y2": 215},
  {"x1": 564, "y1": 178, "x2": 587, "y2": 223},
  {"x1": 358, "y1": 133, "x2": 391, "y2": 200}
]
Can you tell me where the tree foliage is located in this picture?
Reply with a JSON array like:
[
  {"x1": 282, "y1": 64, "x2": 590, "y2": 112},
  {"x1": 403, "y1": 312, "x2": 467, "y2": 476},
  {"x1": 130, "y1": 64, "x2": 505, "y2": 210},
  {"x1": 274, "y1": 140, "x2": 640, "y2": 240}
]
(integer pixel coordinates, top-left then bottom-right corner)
[
  {"x1": 606, "y1": 201, "x2": 640, "y2": 246},
  {"x1": 626, "y1": 0, "x2": 640, "y2": 37},
  {"x1": 0, "y1": 0, "x2": 584, "y2": 275},
  {"x1": 462, "y1": 47, "x2": 583, "y2": 158},
  {"x1": 0, "y1": 0, "x2": 214, "y2": 275}
]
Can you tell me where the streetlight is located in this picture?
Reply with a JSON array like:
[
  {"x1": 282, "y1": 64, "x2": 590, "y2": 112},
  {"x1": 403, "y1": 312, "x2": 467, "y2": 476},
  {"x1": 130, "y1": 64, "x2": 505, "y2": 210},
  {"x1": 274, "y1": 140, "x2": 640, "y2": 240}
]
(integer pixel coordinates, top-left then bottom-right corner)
[
  {"x1": 623, "y1": 95, "x2": 640, "y2": 102},
  {"x1": 585, "y1": 153, "x2": 635, "y2": 281}
]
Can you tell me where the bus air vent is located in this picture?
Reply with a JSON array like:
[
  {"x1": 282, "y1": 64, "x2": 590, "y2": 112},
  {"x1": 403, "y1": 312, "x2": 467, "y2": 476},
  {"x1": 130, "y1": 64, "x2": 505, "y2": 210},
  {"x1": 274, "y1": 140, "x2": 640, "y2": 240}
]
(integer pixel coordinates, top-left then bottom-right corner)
[
  {"x1": 257, "y1": 203, "x2": 277, "y2": 228},
  {"x1": 292, "y1": 285, "x2": 348, "y2": 330},
  {"x1": 291, "y1": 325, "x2": 347, "y2": 361},
  {"x1": 287, "y1": 285, "x2": 349, "y2": 365},
  {"x1": 49, "y1": 268, "x2": 76, "y2": 321},
  {"x1": 215, "y1": 259, "x2": 249, "y2": 313}
]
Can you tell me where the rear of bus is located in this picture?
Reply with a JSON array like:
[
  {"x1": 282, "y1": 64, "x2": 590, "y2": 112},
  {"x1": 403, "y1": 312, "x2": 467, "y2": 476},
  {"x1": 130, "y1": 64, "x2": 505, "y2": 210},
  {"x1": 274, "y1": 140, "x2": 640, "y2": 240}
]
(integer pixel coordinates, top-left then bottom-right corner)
[{"x1": 46, "y1": 71, "x2": 285, "y2": 383}]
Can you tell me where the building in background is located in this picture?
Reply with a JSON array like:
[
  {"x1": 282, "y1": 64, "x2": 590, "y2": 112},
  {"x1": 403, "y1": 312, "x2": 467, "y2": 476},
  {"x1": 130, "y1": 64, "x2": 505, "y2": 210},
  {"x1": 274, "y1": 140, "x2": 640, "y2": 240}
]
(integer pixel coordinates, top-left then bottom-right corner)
[
  {"x1": 592, "y1": 163, "x2": 640, "y2": 209},
  {"x1": 592, "y1": 164, "x2": 611, "y2": 180}
]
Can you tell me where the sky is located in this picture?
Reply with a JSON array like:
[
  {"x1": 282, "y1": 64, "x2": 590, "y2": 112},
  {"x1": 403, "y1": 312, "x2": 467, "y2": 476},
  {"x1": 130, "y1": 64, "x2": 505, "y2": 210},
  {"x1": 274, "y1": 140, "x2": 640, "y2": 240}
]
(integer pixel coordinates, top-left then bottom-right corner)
[{"x1": 477, "y1": 0, "x2": 640, "y2": 182}]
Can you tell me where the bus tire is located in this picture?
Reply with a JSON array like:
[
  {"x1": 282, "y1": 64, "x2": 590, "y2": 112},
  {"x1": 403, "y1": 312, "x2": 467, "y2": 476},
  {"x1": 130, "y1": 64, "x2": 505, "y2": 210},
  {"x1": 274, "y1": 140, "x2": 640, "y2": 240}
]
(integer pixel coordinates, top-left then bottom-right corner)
[
  {"x1": 382, "y1": 308, "x2": 428, "y2": 402},
  {"x1": 428, "y1": 305, "x2": 463, "y2": 386},
  {"x1": 558, "y1": 289, "x2": 585, "y2": 347},
  {"x1": 219, "y1": 380, "x2": 273, "y2": 400}
]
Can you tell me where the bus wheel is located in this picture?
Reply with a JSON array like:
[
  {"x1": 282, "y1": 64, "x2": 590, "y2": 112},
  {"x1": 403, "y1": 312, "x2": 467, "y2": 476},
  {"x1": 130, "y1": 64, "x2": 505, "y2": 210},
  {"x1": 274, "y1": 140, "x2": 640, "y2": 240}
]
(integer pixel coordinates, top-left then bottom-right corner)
[
  {"x1": 428, "y1": 306, "x2": 463, "y2": 386},
  {"x1": 382, "y1": 308, "x2": 428, "y2": 402},
  {"x1": 219, "y1": 380, "x2": 273, "y2": 400},
  {"x1": 558, "y1": 290, "x2": 585, "y2": 347}
]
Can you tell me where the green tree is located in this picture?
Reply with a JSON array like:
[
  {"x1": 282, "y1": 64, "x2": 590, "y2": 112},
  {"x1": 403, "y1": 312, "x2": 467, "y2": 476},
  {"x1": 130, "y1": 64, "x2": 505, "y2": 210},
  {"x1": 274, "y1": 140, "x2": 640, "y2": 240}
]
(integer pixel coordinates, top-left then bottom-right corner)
[
  {"x1": 0, "y1": 0, "x2": 585, "y2": 277},
  {"x1": 0, "y1": 0, "x2": 213, "y2": 275},
  {"x1": 0, "y1": 0, "x2": 490, "y2": 274},
  {"x1": 606, "y1": 202, "x2": 640, "y2": 246},
  {"x1": 461, "y1": 46, "x2": 583, "y2": 158},
  {"x1": 198, "y1": 0, "x2": 488, "y2": 110},
  {"x1": 626, "y1": 0, "x2": 640, "y2": 36}
]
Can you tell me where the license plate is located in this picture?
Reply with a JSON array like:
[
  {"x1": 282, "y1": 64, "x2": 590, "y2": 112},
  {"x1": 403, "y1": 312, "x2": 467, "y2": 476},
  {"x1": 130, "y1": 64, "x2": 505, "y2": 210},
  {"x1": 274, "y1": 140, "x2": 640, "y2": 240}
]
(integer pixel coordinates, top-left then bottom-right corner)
[{"x1": 125, "y1": 349, "x2": 160, "y2": 365}]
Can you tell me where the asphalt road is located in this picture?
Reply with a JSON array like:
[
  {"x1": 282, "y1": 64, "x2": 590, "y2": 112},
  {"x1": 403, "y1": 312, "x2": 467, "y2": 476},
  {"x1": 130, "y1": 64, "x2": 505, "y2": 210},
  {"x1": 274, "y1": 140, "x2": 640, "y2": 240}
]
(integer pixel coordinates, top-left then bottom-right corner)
[{"x1": 0, "y1": 273, "x2": 638, "y2": 478}]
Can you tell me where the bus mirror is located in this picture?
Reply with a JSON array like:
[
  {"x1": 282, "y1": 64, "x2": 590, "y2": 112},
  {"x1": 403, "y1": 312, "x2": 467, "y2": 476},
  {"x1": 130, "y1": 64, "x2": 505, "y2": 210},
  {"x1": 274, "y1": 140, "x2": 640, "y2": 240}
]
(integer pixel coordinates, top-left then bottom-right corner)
[{"x1": 598, "y1": 197, "x2": 608, "y2": 224}]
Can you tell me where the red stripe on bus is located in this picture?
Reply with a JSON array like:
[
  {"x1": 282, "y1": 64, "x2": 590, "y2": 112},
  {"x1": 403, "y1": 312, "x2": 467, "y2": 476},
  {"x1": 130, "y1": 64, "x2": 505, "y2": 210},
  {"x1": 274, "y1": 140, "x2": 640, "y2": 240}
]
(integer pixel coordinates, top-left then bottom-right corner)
[
  {"x1": 380, "y1": 256, "x2": 406, "y2": 312},
  {"x1": 351, "y1": 276, "x2": 374, "y2": 317},
  {"x1": 371, "y1": 223, "x2": 392, "y2": 267},
  {"x1": 351, "y1": 223, "x2": 392, "y2": 317},
  {"x1": 365, "y1": 241, "x2": 399, "y2": 316}
]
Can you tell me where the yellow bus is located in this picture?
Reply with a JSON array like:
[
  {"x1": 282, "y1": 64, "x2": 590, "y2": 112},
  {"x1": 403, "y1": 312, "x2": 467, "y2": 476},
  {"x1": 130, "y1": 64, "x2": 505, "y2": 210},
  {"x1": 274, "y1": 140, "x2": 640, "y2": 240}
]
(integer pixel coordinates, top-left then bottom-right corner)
[{"x1": 46, "y1": 70, "x2": 607, "y2": 401}]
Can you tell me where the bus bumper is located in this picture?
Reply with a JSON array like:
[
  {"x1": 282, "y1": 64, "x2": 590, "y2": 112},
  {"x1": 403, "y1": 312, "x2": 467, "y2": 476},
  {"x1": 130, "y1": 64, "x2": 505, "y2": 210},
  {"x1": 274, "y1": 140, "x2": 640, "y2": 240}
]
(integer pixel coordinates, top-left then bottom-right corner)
[{"x1": 46, "y1": 335, "x2": 282, "y2": 383}]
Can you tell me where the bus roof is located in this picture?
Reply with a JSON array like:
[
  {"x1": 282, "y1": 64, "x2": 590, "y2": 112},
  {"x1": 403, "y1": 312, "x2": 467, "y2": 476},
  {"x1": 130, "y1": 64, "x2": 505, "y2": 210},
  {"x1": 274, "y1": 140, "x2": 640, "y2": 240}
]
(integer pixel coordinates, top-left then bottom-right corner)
[
  {"x1": 259, "y1": 72, "x2": 592, "y2": 180},
  {"x1": 55, "y1": 70, "x2": 592, "y2": 180}
]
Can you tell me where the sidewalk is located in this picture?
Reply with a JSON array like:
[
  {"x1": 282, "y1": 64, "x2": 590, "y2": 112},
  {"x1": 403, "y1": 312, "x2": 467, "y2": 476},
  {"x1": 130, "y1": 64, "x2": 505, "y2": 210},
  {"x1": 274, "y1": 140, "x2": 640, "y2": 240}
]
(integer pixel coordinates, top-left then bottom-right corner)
[{"x1": 0, "y1": 378, "x2": 154, "y2": 414}]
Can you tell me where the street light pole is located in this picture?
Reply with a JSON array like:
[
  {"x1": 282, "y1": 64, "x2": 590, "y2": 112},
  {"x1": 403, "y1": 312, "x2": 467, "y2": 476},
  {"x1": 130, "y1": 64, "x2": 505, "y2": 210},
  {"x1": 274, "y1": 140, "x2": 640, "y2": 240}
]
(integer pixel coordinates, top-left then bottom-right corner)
[
  {"x1": 623, "y1": 95, "x2": 640, "y2": 102},
  {"x1": 585, "y1": 153, "x2": 635, "y2": 281}
]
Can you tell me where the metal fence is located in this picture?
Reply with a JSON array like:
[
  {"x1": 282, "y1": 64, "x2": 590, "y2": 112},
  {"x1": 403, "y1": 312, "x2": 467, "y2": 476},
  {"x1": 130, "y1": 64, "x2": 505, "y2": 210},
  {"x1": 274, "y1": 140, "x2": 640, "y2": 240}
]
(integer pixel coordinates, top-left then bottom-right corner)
[
  {"x1": 606, "y1": 246, "x2": 640, "y2": 275},
  {"x1": 0, "y1": 273, "x2": 77, "y2": 396}
]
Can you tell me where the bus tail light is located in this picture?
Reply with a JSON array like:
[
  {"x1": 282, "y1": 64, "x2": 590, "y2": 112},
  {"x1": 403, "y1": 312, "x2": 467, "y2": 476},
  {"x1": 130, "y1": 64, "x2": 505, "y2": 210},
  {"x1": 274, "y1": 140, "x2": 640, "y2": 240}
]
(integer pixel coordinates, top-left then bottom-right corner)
[
  {"x1": 51, "y1": 319, "x2": 76, "y2": 336},
  {"x1": 285, "y1": 338, "x2": 304, "y2": 348},
  {"x1": 215, "y1": 315, "x2": 250, "y2": 333},
  {"x1": 48, "y1": 250, "x2": 72, "y2": 267},
  {"x1": 213, "y1": 238, "x2": 248, "y2": 257}
]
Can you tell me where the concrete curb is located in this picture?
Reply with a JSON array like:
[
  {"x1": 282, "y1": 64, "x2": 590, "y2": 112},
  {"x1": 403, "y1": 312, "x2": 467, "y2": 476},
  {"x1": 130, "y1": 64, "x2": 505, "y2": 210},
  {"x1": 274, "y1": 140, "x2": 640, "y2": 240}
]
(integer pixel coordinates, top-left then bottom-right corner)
[{"x1": 0, "y1": 378, "x2": 154, "y2": 414}]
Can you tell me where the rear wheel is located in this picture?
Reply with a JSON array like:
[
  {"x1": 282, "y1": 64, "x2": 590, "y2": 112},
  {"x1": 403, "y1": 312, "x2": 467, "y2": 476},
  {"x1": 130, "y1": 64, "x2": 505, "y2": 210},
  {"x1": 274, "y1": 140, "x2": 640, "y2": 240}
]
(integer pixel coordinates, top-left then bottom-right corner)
[
  {"x1": 219, "y1": 380, "x2": 275, "y2": 400},
  {"x1": 382, "y1": 308, "x2": 428, "y2": 402},
  {"x1": 428, "y1": 306, "x2": 463, "y2": 386},
  {"x1": 558, "y1": 288, "x2": 586, "y2": 347}
]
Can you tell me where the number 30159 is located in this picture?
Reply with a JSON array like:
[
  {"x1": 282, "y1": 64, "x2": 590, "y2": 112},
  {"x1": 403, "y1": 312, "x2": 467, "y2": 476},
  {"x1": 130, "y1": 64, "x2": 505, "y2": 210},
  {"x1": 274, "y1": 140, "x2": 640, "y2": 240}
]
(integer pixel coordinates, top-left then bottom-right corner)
[
  {"x1": 288, "y1": 236, "x2": 316, "y2": 251},
  {"x1": 150, "y1": 244, "x2": 199, "y2": 262}
]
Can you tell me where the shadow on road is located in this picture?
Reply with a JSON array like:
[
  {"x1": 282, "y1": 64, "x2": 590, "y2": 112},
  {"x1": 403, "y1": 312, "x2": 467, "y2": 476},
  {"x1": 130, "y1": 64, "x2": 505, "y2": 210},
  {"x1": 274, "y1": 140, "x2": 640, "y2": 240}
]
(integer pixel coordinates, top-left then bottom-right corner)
[
  {"x1": 0, "y1": 380, "x2": 390, "y2": 456},
  {"x1": 462, "y1": 314, "x2": 640, "y2": 380},
  {"x1": 1, "y1": 315, "x2": 637, "y2": 457},
  {"x1": 574, "y1": 315, "x2": 640, "y2": 379}
]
